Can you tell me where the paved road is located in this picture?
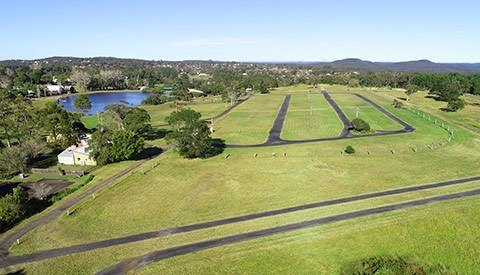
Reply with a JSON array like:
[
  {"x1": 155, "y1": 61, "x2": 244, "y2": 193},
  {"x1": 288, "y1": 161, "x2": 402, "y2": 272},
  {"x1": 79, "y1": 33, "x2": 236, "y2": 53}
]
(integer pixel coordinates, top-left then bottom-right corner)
[
  {"x1": 227, "y1": 90, "x2": 414, "y2": 148},
  {"x1": 1, "y1": 176, "x2": 478, "y2": 268},
  {"x1": 264, "y1": 94, "x2": 291, "y2": 145},
  {"x1": 98, "y1": 188, "x2": 480, "y2": 275}
]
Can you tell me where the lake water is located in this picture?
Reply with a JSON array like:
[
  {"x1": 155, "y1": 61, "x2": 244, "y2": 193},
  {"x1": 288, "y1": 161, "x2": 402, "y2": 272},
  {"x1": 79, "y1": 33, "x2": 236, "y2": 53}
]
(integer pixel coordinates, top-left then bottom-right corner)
[{"x1": 60, "y1": 92, "x2": 150, "y2": 114}]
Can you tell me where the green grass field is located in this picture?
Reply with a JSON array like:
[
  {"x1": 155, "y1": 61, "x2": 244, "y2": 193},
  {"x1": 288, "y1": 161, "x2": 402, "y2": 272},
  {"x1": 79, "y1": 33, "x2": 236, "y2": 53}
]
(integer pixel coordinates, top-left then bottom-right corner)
[
  {"x1": 211, "y1": 93, "x2": 285, "y2": 144},
  {"x1": 330, "y1": 92, "x2": 405, "y2": 131},
  {"x1": 142, "y1": 97, "x2": 227, "y2": 127},
  {"x1": 281, "y1": 91, "x2": 344, "y2": 140},
  {"x1": 4, "y1": 85, "x2": 480, "y2": 274}
]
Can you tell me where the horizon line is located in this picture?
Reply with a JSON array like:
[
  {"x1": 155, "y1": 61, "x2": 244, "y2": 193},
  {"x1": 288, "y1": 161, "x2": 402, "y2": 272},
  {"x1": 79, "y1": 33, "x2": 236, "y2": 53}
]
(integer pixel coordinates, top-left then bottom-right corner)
[{"x1": 1, "y1": 55, "x2": 479, "y2": 65}]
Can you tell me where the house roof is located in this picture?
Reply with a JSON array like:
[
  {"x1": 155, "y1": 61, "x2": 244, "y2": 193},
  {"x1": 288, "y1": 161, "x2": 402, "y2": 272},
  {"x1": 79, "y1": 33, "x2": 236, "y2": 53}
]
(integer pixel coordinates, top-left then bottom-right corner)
[
  {"x1": 187, "y1": 88, "x2": 204, "y2": 94},
  {"x1": 58, "y1": 142, "x2": 91, "y2": 158}
]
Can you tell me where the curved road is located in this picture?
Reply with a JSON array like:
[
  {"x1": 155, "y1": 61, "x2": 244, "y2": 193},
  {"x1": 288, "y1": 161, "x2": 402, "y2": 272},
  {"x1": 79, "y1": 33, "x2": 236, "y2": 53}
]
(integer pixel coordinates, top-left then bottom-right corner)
[
  {"x1": 98, "y1": 188, "x2": 480, "y2": 274},
  {"x1": 228, "y1": 90, "x2": 414, "y2": 148},
  {"x1": 1, "y1": 176, "x2": 478, "y2": 268}
]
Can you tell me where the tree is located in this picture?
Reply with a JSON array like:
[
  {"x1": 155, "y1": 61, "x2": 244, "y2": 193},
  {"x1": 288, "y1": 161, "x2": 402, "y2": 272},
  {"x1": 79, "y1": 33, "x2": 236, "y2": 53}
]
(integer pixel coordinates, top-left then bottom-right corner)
[
  {"x1": 20, "y1": 139, "x2": 48, "y2": 160},
  {"x1": 141, "y1": 93, "x2": 168, "y2": 105},
  {"x1": 351, "y1": 118, "x2": 371, "y2": 132},
  {"x1": 102, "y1": 105, "x2": 151, "y2": 135},
  {"x1": 73, "y1": 94, "x2": 92, "y2": 114},
  {"x1": 37, "y1": 102, "x2": 80, "y2": 148},
  {"x1": 109, "y1": 131, "x2": 144, "y2": 163},
  {"x1": 446, "y1": 98, "x2": 466, "y2": 112},
  {"x1": 0, "y1": 186, "x2": 28, "y2": 232},
  {"x1": 123, "y1": 108, "x2": 151, "y2": 135},
  {"x1": 429, "y1": 77, "x2": 465, "y2": 102},
  {"x1": 0, "y1": 147, "x2": 28, "y2": 177},
  {"x1": 70, "y1": 69, "x2": 91, "y2": 93},
  {"x1": 89, "y1": 129, "x2": 144, "y2": 165},
  {"x1": 166, "y1": 109, "x2": 220, "y2": 158},
  {"x1": 404, "y1": 84, "x2": 419, "y2": 101}
]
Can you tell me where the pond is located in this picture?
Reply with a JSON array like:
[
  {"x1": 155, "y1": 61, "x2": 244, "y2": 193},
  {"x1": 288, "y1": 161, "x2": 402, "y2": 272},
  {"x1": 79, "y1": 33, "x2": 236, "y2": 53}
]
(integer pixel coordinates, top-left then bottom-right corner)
[{"x1": 59, "y1": 91, "x2": 150, "y2": 114}]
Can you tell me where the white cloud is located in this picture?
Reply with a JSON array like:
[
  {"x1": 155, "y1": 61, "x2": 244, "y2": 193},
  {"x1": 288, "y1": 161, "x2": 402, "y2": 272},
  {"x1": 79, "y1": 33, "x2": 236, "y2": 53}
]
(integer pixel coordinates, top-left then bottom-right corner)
[{"x1": 168, "y1": 38, "x2": 255, "y2": 47}]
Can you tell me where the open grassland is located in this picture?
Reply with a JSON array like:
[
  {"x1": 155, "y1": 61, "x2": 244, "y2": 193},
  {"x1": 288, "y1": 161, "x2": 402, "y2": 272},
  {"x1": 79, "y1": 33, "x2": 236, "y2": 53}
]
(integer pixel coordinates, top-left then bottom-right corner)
[
  {"x1": 5, "y1": 85, "x2": 480, "y2": 274},
  {"x1": 380, "y1": 89, "x2": 480, "y2": 133},
  {"x1": 281, "y1": 91, "x2": 344, "y2": 140},
  {"x1": 211, "y1": 93, "x2": 285, "y2": 145}
]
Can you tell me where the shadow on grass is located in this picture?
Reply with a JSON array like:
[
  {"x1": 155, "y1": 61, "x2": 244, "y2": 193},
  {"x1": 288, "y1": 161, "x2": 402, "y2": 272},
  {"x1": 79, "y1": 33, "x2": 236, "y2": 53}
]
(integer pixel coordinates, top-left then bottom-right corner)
[
  {"x1": 5, "y1": 269, "x2": 25, "y2": 275},
  {"x1": 134, "y1": 146, "x2": 164, "y2": 160},
  {"x1": 144, "y1": 128, "x2": 172, "y2": 141},
  {"x1": 425, "y1": 95, "x2": 444, "y2": 101},
  {"x1": 210, "y1": 138, "x2": 226, "y2": 157}
]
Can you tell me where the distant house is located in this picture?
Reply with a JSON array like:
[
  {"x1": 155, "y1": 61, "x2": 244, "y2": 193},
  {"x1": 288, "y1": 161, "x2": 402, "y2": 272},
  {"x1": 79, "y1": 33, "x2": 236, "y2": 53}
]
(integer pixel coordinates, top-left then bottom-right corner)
[
  {"x1": 58, "y1": 138, "x2": 96, "y2": 166},
  {"x1": 187, "y1": 88, "x2": 204, "y2": 94},
  {"x1": 45, "y1": 85, "x2": 75, "y2": 95},
  {"x1": 46, "y1": 85, "x2": 63, "y2": 95}
]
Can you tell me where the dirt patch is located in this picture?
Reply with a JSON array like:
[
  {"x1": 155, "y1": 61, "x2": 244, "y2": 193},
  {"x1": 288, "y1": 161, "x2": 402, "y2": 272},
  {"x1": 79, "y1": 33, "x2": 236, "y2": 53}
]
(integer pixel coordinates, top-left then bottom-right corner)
[{"x1": 0, "y1": 179, "x2": 74, "y2": 199}]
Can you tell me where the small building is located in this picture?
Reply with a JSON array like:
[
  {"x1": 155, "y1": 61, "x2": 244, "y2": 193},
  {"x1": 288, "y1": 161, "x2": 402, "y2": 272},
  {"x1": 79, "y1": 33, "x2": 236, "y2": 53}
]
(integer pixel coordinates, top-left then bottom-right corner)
[
  {"x1": 58, "y1": 139, "x2": 96, "y2": 166},
  {"x1": 187, "y1": 88, "x2": 204, "y2": 94},
  {"x1": 46, "y1": 85, "x2": 64, "y2": 95}
]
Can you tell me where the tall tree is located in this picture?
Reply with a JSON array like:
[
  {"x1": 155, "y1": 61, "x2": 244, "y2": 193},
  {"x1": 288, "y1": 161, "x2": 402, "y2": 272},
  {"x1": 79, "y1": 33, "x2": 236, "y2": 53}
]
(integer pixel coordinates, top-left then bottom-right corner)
[
  {"x1": 70, "y1": 69, "x2": 91, "y2": 93},
  {"x1": 73, "y1": 94, "x2": 92, "y2": 114},
  {"x1": 166, "y1": 109, "x2": 220, "y2": 158},
  {"x1": 37, "y1": 102, "x2": 80, "y2": 147}
]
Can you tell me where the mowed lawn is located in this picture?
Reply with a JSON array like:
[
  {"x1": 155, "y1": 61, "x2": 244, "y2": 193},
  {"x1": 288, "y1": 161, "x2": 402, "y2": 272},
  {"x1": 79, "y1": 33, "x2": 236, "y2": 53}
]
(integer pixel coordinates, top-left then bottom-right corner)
[
  {"x1": 330, "y1": 92, "x2": 405, "y2": 131},
  {"x1": 212, "y1": 93, "x2": 285, "y2": 145},
  {"x1": 281, "y1": 91, "x2": 344, "y2": 140},
  {"x1": 137, "y1": 195, "x2": 480, "y2": 274},
  {"x1": 142, "y1": 97, "x2": 227, "y2": 127}
]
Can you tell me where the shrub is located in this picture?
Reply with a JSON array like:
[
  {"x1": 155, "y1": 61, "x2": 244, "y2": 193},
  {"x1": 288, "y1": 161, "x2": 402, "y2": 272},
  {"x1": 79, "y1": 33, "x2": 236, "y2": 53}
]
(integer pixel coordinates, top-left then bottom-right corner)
[
  {"x1": 50, "y1": 174, "x2": 94, "y2": 203},
  {"x1": 446, "y1": 98, "x2": 466, "y2": 112},
  {"x1": 351, "y1": 118, "x2": 371, "y2": 132},
  {"x1": 142, "y1": 93, "x2": 169, "y2": 105},
  {"x1": 344, "y1": 145, "x2": 355, "y2": 154},
  {"x1": 341, "y1": 255, "x2": 453, "y2": 275},
  {"x1": 392, "y1": 99, "x2": 404, "y2": 108},
  {"x1": 0, "y1": 187, "x2": 29, "y2": 232}
]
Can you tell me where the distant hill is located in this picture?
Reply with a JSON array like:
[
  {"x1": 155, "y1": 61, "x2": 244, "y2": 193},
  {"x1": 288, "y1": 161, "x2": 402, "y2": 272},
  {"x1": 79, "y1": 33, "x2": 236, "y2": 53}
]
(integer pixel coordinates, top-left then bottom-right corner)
[
  {"x1": 1, "y1": 56, "x2": 480, "y2": 74},
  {"x1": 322, "y1": 58, "x2": 480, "y2": 73}
]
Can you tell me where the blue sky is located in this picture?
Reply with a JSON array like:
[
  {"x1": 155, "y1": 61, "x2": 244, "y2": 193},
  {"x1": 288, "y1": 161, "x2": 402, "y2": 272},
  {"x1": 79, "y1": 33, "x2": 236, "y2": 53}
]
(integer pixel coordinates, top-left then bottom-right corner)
[{"x1": 0, "y1": 0, "x2": 478, "y2": 62}]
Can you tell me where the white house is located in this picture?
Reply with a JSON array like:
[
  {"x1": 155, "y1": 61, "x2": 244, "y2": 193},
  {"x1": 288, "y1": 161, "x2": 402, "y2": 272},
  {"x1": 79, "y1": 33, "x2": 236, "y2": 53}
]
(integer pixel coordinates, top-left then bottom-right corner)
[
  {"x1": 187, "y1": 88, "x2": 204, "y2": 94},
  {"x1": 58, "y1": 139, "x2": 97, "y2": 166},
  {"x1": 45, "y1": 85, "x2": 75, "y2": 95}
]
